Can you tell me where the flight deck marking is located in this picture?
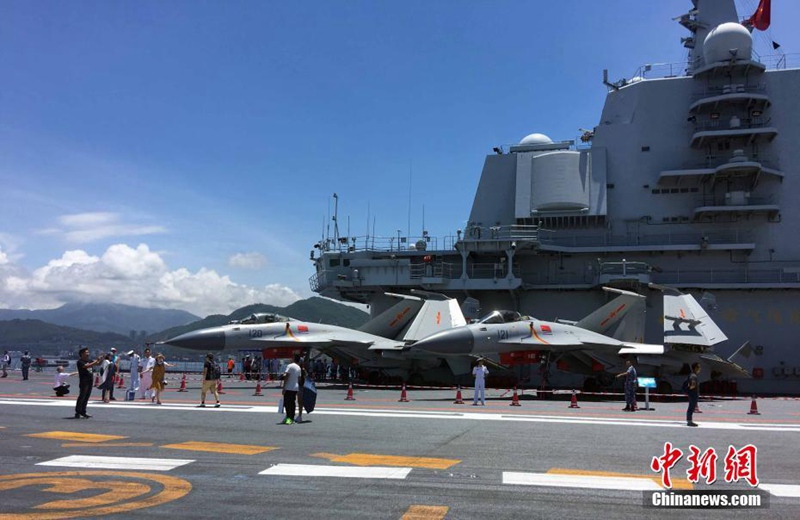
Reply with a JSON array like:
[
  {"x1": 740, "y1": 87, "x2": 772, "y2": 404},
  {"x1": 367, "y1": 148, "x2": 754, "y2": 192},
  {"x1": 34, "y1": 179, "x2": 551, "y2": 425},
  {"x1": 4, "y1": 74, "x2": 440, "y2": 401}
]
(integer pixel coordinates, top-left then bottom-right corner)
[
  {"x1": 37, "y1": 455, "x2": 194, "y2": 472},
  {"x1": 162, "y1": 441, "x2": 277, "y2": 455},
  {"x1": 259, "y1": 464, "x2": 412, "y2": 479},
  {"x1": 26, "y1": 431, "x2": 127, "y2": 443},
  {"x1": 61, "y1": 442, "x2": 155, "y2": 448},
  {"x1": 3, "y1": 399, "x2": 800, "y2": 433},
  {"x1": 0, "y1": 471, "x2": 191, "y2": 519},
  {"x1": 759, "y1": 484, "x2": 800, "y2": 498},
  {"x1": 503, "y1": 471, "x2": 662, "y2": 491},
  {"x1": 547, "y1": 468, "x2": 693, "y2": 490},
  {"x1": 400, "y1": 505, "x2": 449, "y2": 520},
  {"x1": 312, "y1": 452, "x2": 460, "y2": 470}
]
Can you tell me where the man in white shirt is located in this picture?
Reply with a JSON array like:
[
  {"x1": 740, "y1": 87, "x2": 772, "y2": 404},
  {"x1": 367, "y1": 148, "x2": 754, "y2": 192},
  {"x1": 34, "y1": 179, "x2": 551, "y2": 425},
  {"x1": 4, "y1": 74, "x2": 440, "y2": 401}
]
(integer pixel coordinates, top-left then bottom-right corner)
[
  {"x1": 139, "y1": 347, "x2": 155, "y2": 400},
  {"x1": 127, "y1": 350, "x2": 141, "y2": 395},
  {"x1": 472, "y1": 358, "x2": 489, "y2": 406},
  {"x1": 282, "y1": 354, "x2": 302, "y2": 425},
  {"x1": 54, "y1": 366, "x2": 73, "y2": 397}
]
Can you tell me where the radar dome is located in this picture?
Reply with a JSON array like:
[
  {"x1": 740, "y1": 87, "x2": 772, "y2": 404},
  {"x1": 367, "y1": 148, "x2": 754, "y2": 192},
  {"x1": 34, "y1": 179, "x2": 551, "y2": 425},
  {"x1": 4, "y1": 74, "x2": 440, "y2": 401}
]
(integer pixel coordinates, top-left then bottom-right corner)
[
  {"x1": 703, "y1": 23, "x2": 752, "y2": 65},
  {"x1": 519, "y1": 133, "x2": 553, "y2": 146}
]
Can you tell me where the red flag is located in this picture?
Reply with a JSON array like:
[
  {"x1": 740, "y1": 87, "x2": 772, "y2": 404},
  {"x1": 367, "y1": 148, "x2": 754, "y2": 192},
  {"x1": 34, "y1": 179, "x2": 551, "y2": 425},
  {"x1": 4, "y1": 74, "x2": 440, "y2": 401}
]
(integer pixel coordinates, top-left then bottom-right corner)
[{"x1": 746, "y1": 0, "x2": 771, "y2": 31}]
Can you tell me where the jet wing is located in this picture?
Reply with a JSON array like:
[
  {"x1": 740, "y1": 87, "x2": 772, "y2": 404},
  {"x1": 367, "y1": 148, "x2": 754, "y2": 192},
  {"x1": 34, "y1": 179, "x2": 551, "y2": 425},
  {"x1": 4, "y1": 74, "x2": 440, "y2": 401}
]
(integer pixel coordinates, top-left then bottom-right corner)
[
  {"x1": 700, "y1": 353, "x2": 751, "y2": 379},
  {"x1": 663, "y1": 293, "x2": 728, "y2": 346}
]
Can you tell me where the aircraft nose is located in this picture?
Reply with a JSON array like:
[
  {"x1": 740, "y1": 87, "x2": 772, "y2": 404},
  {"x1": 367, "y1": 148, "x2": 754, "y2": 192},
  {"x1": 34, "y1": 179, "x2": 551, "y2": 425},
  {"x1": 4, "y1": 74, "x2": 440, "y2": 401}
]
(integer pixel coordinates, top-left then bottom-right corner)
[
  {"x1": 413, "y1": 327, "x2": 474, "y2": 355},
  {"x1": 162, "y1": 328, "x2": 226, "y2": 350}
]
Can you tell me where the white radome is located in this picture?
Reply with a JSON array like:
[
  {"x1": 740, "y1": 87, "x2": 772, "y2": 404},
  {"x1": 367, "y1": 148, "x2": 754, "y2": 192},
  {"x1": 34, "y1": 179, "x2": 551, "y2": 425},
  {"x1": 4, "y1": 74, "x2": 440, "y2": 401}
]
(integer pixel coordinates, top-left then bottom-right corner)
[
  {"x1": 703, "y1": 22, "x2": 753, "y2": 64},
  {"x1": 519, "y1": 133, "x2": 553, "y2": 146}
]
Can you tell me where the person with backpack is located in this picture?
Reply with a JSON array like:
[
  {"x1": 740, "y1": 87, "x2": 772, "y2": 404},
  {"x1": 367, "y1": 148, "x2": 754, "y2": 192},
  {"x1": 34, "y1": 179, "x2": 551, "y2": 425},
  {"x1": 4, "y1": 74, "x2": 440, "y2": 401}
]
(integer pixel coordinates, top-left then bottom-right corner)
[
  {"x1": 686, "y1": 362, "x2": 701, "y2": 427},
  {"x1": 2, "y1": 351, "x2": 11, "y2": 378},
  {"x1": 198, "y1": 353, "x2": 221, "y2": 408},
  {"x1": 98, "y1": 353, "x2": 117, "y2": 403}
]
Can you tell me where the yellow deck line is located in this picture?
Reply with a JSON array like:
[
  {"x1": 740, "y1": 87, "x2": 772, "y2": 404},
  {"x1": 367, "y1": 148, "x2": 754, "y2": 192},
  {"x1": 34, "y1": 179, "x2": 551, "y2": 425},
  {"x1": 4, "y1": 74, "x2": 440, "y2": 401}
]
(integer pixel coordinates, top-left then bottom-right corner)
[
  {"x1": 312, "y1": 452, "x2": 460, "y2": 470},
  {"x1": 26, "y1": 431, "x2": 127, "y2": 443},
  {"x1": 161, "y1": 441, "x2": 277, "y2": 455},
  {"x1": 401, "y1": 505, "x2": 449, "y2": 520},
  {"x1": 62, "y1": 442, "x2": 155, "y2": 448},
  {"x1": 548, "y1": 467, "x2": 694, "y2": 490}
]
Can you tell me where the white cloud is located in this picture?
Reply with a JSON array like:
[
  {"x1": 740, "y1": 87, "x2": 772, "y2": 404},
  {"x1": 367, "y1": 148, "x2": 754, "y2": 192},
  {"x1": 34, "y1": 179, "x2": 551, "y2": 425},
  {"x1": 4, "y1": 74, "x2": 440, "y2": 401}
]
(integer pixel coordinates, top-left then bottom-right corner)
[
  {"x1": 42, "y1": 212, "x2": 167, "y2": 243},
  {"x1": 0, "y1": 243, "x2": 302, "y2": 316},
  {"x1": 228, "y1": 252, "x2": 267, "y2": 270}
]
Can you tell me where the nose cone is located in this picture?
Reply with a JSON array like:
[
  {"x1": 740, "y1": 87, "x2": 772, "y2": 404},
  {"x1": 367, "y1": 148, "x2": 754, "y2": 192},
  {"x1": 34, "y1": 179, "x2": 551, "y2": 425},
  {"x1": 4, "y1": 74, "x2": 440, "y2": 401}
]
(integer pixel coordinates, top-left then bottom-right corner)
[
  {"x1": 162, "y1": 328, "x2": 226, "y2": 350},
  {"x1": 413, "y1": 327, "x2": 474, "y2": 355}
]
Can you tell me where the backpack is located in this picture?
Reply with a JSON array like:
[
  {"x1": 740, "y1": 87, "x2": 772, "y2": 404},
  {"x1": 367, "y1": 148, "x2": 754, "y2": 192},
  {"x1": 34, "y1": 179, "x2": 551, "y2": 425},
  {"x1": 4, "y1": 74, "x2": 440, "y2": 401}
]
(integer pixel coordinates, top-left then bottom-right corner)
[
  {"x1": 681, "y1": 376, "x2": 690, "y2": 394},
  {"x1": 209, "y1": 362, "x2": 221, "y2": 380}
]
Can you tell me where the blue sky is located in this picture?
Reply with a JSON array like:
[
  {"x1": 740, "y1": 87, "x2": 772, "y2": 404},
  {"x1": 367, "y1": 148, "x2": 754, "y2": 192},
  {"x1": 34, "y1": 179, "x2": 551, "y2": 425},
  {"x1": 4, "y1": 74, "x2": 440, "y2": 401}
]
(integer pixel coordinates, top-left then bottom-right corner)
[{"x1": 1, "y1": 0, "x2": 796, "y2": 316}]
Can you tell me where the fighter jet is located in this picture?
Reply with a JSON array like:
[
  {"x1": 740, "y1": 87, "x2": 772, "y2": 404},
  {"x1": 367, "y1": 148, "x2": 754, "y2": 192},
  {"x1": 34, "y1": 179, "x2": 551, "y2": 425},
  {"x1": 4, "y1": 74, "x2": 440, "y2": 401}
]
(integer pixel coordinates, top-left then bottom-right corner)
[
  {"x1": 161, "y1": 291, "x2": 470, "y2": 382},
  {"x1": 411, "y1": 287, "x2": 650, "y2": 357},
  {"x1": 412, "y1": 286, "x2": 750, "y2": 391}
]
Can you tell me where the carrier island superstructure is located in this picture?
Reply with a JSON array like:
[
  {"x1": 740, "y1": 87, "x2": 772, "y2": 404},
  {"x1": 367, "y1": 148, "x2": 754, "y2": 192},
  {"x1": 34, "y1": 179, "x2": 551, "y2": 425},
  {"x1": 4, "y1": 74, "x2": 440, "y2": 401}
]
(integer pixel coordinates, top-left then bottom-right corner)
[{"x1": 309, "y1": 0, "x2": 799, "y2": 395}]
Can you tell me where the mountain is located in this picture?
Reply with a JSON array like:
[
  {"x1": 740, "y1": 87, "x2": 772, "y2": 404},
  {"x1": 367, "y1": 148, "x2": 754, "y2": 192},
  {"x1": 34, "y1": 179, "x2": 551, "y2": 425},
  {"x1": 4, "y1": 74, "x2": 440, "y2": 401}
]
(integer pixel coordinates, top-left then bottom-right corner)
[
  {"x1": 0, "y1": 303, "x2": 200, "y2": 336},
  {"x1": 147, "y1": 297, "x2": 369, "y2": 342},
  {"x1": 0, "y1": 319, "x2": 133, "y2": 351}
]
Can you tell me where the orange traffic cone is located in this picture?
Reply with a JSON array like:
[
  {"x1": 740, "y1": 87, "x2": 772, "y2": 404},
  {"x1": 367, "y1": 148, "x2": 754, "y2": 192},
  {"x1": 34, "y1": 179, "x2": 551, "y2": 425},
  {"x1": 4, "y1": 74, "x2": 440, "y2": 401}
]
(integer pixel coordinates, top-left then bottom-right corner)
[
  {"x1": 398, "y1": 384, "x2": 409, "y2": 402},
  {"x1": 254, "y1": 381, "x2": 263, "y2": 396},
  {"x1": 177, "y1": 373, "x2": 187, "y2": 392},
  {"x1": 569, "y1": 389, "x2": 580, "y2": 409},
  {"x1": 345, "y1": 383, "x2": 355, "y2": 401},
  {"x1": 454, "y1": 385, "x2": 464, "y2": 404},
  {"x1": 510, "y1": 387, "x2": 521, "y2": 406},
  {"x1": 117, "y1": 374, "x2": 124, "y2": 389},
  {"x1": 748, "y1": 395, "x2": 761, "y2": 415},
  {"x1": 217, "y1": 379, "x2": 225, "y2": 394},
  {"x1": 94, "y1": 373, "x2": 100, "y2": 387}
]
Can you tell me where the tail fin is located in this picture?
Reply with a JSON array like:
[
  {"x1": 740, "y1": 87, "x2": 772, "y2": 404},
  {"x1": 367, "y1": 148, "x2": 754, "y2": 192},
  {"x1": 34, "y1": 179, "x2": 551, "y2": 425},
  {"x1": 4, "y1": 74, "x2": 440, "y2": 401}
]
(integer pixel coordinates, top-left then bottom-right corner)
[
  {"x1": 663, "y1": 293, "x2": 728, "y2": 347},
  {"x1": 401, "y1": 298, "x2": 467, "y2": 342},
  {"x1": 357, "y1": 294, "x2": 425, "y2": 339},
  {"x1": 575, "y1": 287, "x2": 646, "y2": 338}
]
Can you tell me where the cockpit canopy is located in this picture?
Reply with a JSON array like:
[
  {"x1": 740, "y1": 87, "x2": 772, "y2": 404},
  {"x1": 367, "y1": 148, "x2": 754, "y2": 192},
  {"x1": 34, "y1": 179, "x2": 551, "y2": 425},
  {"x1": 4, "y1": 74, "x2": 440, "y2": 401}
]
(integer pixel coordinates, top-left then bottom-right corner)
[
  {"x1": 231, "y1": 313, "x2": 293, "y2": 325},
  {"x1": 478, "y1": 310, "x2": 529, "y2": 324}
]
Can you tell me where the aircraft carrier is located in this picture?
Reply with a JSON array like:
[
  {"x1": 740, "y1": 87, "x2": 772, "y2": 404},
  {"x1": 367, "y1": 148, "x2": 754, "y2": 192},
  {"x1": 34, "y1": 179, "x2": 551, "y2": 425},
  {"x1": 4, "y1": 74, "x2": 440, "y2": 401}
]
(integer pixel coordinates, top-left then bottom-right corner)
[{"x1": 309, "y1": 0, "x2": 799, "y2": 395}]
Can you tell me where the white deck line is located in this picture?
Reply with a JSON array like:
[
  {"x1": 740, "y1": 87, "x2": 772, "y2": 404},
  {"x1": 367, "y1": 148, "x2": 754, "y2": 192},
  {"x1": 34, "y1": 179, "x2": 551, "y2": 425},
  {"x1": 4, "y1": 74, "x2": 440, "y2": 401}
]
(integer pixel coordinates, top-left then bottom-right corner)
[
  {"x1": 503, "y1": 471, "x2": 661, "y2": 491},
  {"x1": 259, "y1": 464, "x2": 411, "y2": 479},
  {"x1": 37, "y1": 455, "x2": 194, "y2": 471}
]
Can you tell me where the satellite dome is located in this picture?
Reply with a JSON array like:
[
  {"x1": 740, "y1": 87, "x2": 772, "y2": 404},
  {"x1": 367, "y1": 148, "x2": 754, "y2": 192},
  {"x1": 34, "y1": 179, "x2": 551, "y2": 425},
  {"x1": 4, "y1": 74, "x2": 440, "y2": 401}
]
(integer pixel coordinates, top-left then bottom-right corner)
[
  {"x1": 519, "y1": 133, "x2": 553, "y2": 146},
  {"x1": 703, "y1": 23, "x2": 752, "y2": 65}
]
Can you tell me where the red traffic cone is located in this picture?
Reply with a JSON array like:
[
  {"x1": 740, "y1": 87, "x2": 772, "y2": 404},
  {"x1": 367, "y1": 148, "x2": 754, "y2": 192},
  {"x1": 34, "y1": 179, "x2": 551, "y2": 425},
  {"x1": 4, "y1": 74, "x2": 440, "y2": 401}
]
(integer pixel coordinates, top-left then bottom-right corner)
[
  {"x1": 454, "y1": 385, "x2": 464, "y2": 404},
  {"x1": 254, "y1": 381, "x2": 263, "y2": 396},
  {"x1": 117, "y1": 374, "x2": 124, "y2": 389},
  {"x1": 345, "y1": 383, "x2": 355, "y2": 401},
  {"x1": 748, "y1": 395, "x2": 761, "y2": 415},
  {"x1": 398, "y1": 384, "x2": 409, "y2": 402},
  {"x1": 569, "y1": 389, "x2": 580, "y2": 409},
  {"x1": 510, "y1": 387, "x2": 521, "y2": 406},
  {"x1": 217, "y1": 379, "x2": 225, "y2": 394},
  {"x1": 94, "y1": 373, "x2": 100, "y2": 387},
  {"x1": 177, "y1": 373, "x2": 187, "y2": 392}
]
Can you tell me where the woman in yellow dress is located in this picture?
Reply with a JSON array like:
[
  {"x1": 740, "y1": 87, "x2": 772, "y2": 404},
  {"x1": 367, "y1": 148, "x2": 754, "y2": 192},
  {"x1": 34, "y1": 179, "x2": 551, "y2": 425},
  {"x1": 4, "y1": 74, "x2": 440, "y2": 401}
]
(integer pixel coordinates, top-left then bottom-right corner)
[{"x1": 145, "y1": 353, "x2": 172, "y2": 405}]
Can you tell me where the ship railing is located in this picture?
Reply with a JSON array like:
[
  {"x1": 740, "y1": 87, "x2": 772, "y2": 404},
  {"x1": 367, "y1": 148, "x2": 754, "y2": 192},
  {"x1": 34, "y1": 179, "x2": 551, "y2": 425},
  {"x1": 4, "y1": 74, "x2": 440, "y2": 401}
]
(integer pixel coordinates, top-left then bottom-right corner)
[
  {"x1": 652, "y1": 268, "x2": 800, "y2": 285},
  {"x1": 690, "y1": 83, "x2": 767, "y2": 101},
  {"x1": 316, "y1": 234, "x2": 461, "y2": 254},
  {"x1": 668, "y1": 156, "x2": 779, "y2": 170},
  {"x1": 692, "y1": 116, "x2": 771, "y2": 132},
  {"x1": 461, "y1": 224, "x2": 539, "y2": 243},
  {"x1": 537, "y1": 229, "x2": 752, "y2": 248},
  {"x1": 629, "y1": 54, "x2": 800, "y2": 82},
  {"x1": 698, "y1": 194, "x2": 776, "y2": 207},
  {"x1": 597, "y1": 260, "x2": 651, "y2": 276}
]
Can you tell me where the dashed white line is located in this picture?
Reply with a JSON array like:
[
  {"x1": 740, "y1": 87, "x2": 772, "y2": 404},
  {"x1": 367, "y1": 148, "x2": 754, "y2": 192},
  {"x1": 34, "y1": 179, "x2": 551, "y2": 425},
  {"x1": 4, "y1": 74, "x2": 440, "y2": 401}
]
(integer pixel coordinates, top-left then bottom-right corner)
[
  {"x1": 259, "y1": 464, "x2": 411, "y2": 479},
  {"x1": 503, "y1": 471, "x2": 661, "y2": 491},
  {"x1": 37, "y1": 455, "x2": 194, "y2": 471}
]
